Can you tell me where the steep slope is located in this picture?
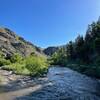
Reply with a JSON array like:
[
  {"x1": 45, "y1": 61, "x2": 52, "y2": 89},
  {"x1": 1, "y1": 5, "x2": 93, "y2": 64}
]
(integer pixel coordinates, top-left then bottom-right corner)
[{"x1": 0, "y1": 27, "x2": 44, "y2": 57}]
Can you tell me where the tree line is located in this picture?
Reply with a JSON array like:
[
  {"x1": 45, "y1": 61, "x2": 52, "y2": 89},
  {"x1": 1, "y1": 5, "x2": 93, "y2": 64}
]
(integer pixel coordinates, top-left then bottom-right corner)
[{"x1": 51, "y1": 17, "x2": 100, "y2": 78}]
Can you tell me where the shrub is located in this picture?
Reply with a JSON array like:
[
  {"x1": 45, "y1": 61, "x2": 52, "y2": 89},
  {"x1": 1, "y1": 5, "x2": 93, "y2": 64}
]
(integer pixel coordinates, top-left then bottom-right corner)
[
  {"x1": 0, "y1": 51, "x2": 4, "y2": 58},
  {"x1": 3, "y1": 63, "x2": 30, "y2": 75},
  {"x1": 82, "y1": 65, "x2": 100, "y2": 78},
  {"x1": 12, "y1": 63, "x2": 30, "y2": 75},
  {"x1": 0, "y1": 58, "x2": 11, "y2": 66},
  {"x1": 0, "y1": 50, "x2": 48, "y2": 76},
  {"x1": 10, "y1": 53, "x2": 23, "y2": 63},
  {"x1": 2, "y1": 55, "x2": 48, "y2": 76},
  {"x1": 25, "y1": 55, "x2": 48, "y2": 76}
]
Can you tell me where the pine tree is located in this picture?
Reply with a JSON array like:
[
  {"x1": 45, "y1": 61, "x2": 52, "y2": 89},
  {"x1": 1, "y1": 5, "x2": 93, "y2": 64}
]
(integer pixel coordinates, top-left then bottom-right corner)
[
  {"x1": 66, "y1": 41, "x2": 74, "y2": 60},
  {"x1": 75, "y1": 35, "x2": 85, "y2": 62},
  {"x1": 94, "y1": 38, "x2": 100, "y2": 56}
]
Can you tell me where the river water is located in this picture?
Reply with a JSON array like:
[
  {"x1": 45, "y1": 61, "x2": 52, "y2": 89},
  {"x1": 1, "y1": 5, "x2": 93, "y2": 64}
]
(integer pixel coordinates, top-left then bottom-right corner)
[
  {"x1": 0, "y1": 66, "x2": 100, "y2": 100},
  {"x1": 17, "y1": 66, "x2": 100, "y2": 100}
]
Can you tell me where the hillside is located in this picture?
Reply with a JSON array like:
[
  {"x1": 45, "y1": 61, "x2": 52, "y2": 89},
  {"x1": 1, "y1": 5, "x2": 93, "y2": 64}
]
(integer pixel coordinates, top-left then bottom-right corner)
[
  {"x1": 43, "y1": 47, "x2": 59, "y2": 56},
  {"x1": 0, "y1": 27, "x2": 44, "y2": 57}
]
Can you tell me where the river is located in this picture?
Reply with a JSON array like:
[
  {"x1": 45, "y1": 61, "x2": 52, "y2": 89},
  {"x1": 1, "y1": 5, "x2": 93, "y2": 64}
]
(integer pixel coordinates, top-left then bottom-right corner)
[{"x1": 0, "y1": 66, "x2": 100, "y2": 100}]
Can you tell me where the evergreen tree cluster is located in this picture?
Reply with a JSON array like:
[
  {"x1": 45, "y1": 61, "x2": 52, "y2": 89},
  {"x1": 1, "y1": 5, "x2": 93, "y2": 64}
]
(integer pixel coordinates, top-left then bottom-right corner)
[
  {"x1": 69, "y1": 18, "x2": 100, "y2": 64},
  {"x1": 51, "y1": 17, "x2": 100, "y2": 77}
]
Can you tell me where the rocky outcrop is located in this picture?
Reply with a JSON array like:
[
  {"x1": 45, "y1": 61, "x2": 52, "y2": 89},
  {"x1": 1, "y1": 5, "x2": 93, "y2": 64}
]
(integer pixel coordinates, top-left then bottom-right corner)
[{"x1": 0, "y1": 27, "x2": 43, "y2": 57}]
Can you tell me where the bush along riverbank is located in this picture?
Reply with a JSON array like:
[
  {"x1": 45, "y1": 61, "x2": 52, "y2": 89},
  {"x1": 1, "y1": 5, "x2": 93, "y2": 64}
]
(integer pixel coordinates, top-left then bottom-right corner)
[{"x1": 0, "y1": 53, "x2": 48, "y2": 76}]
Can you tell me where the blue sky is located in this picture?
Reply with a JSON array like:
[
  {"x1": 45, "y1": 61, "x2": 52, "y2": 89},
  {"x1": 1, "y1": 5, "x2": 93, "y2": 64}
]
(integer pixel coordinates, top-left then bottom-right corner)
[{"x1": 0, "y1": 0, "x2": 100, "y2": 48}]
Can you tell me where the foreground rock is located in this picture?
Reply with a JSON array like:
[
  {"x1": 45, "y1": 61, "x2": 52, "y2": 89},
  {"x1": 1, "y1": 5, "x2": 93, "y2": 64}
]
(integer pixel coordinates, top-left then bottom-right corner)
[{"x1": 0, "y1": 66, "x2": 100, "y2": 100}]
